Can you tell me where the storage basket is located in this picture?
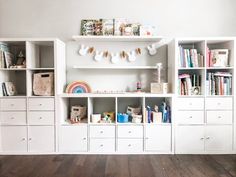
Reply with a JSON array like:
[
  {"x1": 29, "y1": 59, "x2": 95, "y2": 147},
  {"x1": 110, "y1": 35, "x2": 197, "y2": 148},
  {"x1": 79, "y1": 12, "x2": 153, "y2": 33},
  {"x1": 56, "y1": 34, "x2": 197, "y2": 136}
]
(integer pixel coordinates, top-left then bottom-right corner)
[{"x1": 33, "y1": 72, "x2": 54, "y2": 96}]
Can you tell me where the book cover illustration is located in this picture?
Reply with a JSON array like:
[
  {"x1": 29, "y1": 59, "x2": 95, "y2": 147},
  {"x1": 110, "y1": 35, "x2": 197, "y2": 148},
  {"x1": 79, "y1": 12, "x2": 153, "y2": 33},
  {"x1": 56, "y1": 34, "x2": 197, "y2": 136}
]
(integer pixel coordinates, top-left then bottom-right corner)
[
  {"x1": 102, "y1": 19, "x2": 114, "y2": 36},
  {"x1": 81, "y1": 19, "x2": 96, "y2": 35}
]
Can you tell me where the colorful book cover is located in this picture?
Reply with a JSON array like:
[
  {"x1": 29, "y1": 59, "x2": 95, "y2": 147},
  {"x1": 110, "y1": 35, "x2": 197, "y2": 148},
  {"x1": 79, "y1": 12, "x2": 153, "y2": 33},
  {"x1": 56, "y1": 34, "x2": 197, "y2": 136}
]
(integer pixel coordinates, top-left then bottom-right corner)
[
  {"x1": 114, "y1": 18, "x2": 127, "y2": 36},
  {"x1": 80, "y1": 19, "x2": 96, "y2": 35},
  {"x1": 102, "y1": 19, "x2": 114, "y2": 36}
]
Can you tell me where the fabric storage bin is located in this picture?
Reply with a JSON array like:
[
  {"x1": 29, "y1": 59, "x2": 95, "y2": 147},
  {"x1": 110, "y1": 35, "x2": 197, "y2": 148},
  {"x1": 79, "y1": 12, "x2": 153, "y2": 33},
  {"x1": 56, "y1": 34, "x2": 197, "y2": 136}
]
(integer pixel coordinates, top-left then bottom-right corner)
[{"x1": 33, "y1": 72, "x2": 54, "y2": 96}]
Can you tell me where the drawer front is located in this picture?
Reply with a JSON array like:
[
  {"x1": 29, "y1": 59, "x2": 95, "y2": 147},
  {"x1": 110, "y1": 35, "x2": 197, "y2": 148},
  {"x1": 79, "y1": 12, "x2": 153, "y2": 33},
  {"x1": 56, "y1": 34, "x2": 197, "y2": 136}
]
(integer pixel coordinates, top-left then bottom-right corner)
[
  {"x1": 28, "y1": 111, "x2": 54, "y2": 125},
  {"x1": 206, "y1": 111, "x2": 232, "y2": 124},
  {"x1": 28, "y1": 98, "x2": 54, "y2": 110},
  {"x1": 90, "y1": 139, "x2": 115, "y2": 152},
  {"x1": 205, "y1": 98, "x2": 232, "y2": 110},
  {"x1": 117, "y1": 125, "x2": 143, "y2": 138},
  {"x1": 0, "y1": 112, "x2": 26, "y2": 125},
  {"x1": 118, "y1": 139, "x2": 143, "y2": 152},
  {"x1": 177, "y1": 111, "x2": 204, "y2": 124},
  {"x1": 177, "y1": 98, "x2": 204, "y2": 110},
  {"x1": 0, "y1": 99, "x2": 26, "y2": 111},
  {"x1": 90, "y1": 125, "x2": 115, "y2": 138}
]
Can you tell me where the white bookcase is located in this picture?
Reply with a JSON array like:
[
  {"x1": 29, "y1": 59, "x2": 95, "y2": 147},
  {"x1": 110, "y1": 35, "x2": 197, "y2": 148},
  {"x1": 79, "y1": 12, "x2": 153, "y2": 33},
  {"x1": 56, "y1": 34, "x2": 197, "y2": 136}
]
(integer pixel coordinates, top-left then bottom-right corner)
[
  {"x1": 0, "y1": 36, "x2": 235, "y2": 154},
  {"x1": 0, "y1": 38, "x2": 65, "y2": 154},
  {"x1": 172, "y1": 38, "x2": 235, "y2": 154}
]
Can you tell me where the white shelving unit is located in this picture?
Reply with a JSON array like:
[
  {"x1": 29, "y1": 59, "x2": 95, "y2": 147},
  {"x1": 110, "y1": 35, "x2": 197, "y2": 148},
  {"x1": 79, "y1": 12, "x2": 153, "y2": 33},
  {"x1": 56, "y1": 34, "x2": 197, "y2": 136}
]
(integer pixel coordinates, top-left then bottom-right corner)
[
  {"x1": 172, "y1": 37, "x2": 235, "y2": 154},
  {"x1": 0, "y1": 36, "x2": 235, "y2": 154},
  {"x1": 0, "y1": 38, "x2": 65, "y2": 154}
]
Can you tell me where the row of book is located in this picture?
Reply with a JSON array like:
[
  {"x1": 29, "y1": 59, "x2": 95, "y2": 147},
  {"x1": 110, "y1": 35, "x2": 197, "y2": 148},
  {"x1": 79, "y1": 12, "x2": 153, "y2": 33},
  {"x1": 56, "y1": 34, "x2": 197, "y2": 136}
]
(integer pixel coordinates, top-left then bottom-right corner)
[
  {"x1": 178, "y1": 46, "x2": 204, "y2": 68},
  {"x1": 206, "y1": 48, "x2": 229, "y2": 67},
  {"x1": 144, "y1": 103, "x2": 171, "y2": 123},
  {"x1": 0, "y1": 82, "x2": 17, "y2": 96},
  {"x1": 178, "y1": 74, "x2": 201, "y2": 95},
  {"x1": 81, "y1": 18, "x2": 156, "y2": 36},
  {"x1": 206, "y1": 72, "x2": 232, "y2": 95}
]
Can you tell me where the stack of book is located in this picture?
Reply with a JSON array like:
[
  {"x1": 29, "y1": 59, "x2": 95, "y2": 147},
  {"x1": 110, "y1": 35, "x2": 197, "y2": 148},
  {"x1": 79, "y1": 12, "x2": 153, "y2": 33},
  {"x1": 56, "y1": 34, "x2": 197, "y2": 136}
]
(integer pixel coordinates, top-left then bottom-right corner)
[
  {"x1": 206, "y1": 72, "x2": 232, "y2": 95},
  {"x1": 0, "y1": 43, "x2": 14, "y2": 68},
  {"x1": 178, "y1": 46, "x2": 204, "y2": 68},
  {"x1": 0, "y1": 82, "x2": 17, "y2": 96},
  {"x1": 178, "y1": 74, "x2": 201, "y2": 95}
]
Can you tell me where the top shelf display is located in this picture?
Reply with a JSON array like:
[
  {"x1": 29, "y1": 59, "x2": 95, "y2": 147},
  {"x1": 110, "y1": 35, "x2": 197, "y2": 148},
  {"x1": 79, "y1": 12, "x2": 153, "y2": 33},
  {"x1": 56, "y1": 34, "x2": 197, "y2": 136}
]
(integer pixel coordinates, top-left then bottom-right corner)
[{"x1": 72, "y1": 35, "x2": 164, "y2": 42}]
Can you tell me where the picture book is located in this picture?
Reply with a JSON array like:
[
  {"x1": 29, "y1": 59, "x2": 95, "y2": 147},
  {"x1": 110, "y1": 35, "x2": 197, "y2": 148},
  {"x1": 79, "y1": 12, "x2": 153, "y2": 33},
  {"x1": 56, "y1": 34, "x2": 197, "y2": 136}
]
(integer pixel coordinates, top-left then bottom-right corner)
[
  {"x1": 81, "y1": 19, "x2": 96, "y2": 35},
  {"x1": 102, "y1": 19, "x2": 114, "y2": 36}
]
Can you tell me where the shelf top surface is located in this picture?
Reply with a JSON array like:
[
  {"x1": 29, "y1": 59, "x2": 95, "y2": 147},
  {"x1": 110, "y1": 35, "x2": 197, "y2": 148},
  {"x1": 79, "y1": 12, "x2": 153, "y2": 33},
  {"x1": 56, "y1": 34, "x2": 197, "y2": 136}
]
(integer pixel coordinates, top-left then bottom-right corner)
[
  {"x1": 72, "y1": 35, "x2": 164, "y2": 42},
  {"x1": 73, "y1": 65, "x2": 157, "y2": 69},
  {"x1": 59, "y1": 93, "x2": 174, "y2": 98}
]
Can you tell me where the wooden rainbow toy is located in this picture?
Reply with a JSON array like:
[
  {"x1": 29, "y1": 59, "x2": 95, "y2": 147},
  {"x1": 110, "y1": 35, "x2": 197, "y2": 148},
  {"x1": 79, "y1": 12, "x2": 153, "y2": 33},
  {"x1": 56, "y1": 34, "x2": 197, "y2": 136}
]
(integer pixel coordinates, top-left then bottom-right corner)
[{"x1": 65, "y1": 81, "x2": 91, "y2": 93}]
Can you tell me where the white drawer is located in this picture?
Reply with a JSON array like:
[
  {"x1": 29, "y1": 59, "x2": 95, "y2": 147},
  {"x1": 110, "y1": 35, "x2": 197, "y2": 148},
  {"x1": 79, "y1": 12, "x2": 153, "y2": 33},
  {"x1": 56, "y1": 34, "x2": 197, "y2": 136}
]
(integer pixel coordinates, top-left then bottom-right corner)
[
  {"x1": 28, "y1": 98, "x2": 54, "y2": 111},
  {"x1": 0, "y1": 112, "x2": 26, "y2": 125},
  {"x1": 177, "y1": 111, "x2": 204, "y2": 124},
  {"x1": 117, "y1": 139, "x2": 143, "y2": 152},
  {"x1": 90, "y1": 125, "x2": 115, "y2": 138},
  {"x1": 206, "y1": 111, "x2": 232, "y2": 124},
  {"x1": 117, "y1": 125, "x2": 143, "y2": 138},
  {"x1": 177, "y1": 98, "x2": 204, "y2": 110},
  {"x1": 28, "y1": 111, "x2": 54, "y2": 125},
  {"x1": 90, "y1": 138, "x2": 115, "y2": 152},
  {"x1": 205, "y1": 98, "x2": 232, "y2": 110},
  {"x1": 0, "y1": 99, "x2": 26, "y2": 111}
]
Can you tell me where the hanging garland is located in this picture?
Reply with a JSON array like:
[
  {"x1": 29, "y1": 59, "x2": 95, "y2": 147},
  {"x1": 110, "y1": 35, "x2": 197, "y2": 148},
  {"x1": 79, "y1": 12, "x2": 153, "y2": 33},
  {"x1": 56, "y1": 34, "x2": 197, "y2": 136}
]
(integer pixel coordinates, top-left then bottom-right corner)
[{"x1": 77, "y1": 39, "x2": 169, "y2": 64}]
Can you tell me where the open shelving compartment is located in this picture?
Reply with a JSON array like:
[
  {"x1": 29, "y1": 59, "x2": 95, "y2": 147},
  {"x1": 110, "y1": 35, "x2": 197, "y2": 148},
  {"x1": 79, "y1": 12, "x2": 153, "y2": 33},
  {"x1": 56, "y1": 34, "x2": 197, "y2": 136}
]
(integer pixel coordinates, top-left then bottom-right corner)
[
  {"x1": 59, "y1": 97, "x2": 89, "y2": 125},
  {"x1": 88, "y1": 97, "x2": 116, "y2": 124},
  {"x1": 117, "y1": 97, "x2": 144, "y2": 124},
  {"x1": 0, "y1": 70, "x2": 27, "y2": 96},
  {"x1": 26, "y1": 41, "x2": 54, "y2": 69}
]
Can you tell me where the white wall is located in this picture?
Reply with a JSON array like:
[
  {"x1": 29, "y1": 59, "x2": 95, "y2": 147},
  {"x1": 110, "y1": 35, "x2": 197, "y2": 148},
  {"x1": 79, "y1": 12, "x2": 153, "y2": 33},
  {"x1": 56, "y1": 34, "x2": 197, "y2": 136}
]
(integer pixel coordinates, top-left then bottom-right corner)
[{"x1": 0, "y1": 0, "x2": 236, "y2": 41}]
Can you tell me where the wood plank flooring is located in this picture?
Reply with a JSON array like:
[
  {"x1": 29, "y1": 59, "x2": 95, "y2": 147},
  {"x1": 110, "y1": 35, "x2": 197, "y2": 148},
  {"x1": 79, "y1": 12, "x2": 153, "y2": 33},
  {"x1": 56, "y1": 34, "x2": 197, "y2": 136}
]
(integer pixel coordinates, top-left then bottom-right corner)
[{"x1": 0, "y1": 155, "x2": 235, "y2": 177}]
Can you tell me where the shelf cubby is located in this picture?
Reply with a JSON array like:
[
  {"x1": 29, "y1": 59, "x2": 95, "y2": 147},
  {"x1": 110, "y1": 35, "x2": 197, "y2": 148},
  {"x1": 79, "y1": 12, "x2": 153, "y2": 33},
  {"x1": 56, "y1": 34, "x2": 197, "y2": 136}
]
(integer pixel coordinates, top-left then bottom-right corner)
[
  {"x1": 0, "y1": 70, "x2": 26, "y2": 96},
  {"x1": 144, "y1": 97, "x2": 172, "y2": 124},
  {"x1": 59, "y1": 97, "x2": 88, "y2": 125},
  {"x1": 206, "y1": 40, "x2": 234, "y2": 68},
  {"x1": 0, "y1": 41, "x2": 26, "y2": 68},
  {"x1": 26, "y1": 41, "x2": 54, "y2": 69},
  {"x1": 178, "y1": 40, "x2": 205, "y2": 68},
  {"x1": 88, "y1": 97, "x2": 116, "y2": 124},
  {"x1": 117, "y1": 97, "x2": 144, "y2": 123},
  {"x1": 27, "y1": 70, "x2": 55, "y2": 96}
]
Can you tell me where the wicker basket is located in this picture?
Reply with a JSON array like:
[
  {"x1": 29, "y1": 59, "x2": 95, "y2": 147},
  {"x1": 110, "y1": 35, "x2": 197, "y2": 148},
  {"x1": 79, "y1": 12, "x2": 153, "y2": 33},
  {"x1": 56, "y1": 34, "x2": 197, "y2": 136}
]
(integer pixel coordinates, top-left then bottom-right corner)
[{"x1": 33, "y1": 72, "x2": 54, "y2": 96}]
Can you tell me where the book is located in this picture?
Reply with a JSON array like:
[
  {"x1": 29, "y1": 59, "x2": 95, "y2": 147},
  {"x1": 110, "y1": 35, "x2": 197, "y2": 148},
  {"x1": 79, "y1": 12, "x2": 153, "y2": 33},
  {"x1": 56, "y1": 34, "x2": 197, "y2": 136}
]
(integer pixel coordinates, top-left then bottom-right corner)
[
  {"x1": 4, "y1": 82, "x2": 17, "y2": 96},
  {"x1": 102, "y1": 19, "x2": 114, "y2": 36},
  {"x1": 114, "y1": 18, "x2": 127, "y2": 36},
  {"x1": 4, "y1": 51, "x2": 14, "y2": 68},
  {"x1": 80, "y1": 19, "x2": 96, "y2": 35},
  {"x1": 210, "y1": 49, "x2": 229, "y2": 67}
]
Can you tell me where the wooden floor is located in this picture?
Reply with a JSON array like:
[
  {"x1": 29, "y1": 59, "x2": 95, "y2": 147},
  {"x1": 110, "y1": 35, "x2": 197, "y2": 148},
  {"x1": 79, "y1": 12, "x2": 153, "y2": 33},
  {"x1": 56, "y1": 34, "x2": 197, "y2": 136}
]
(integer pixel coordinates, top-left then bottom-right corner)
[{"x1": 0, "y1": 155, "x2": 235, "y2": 177}]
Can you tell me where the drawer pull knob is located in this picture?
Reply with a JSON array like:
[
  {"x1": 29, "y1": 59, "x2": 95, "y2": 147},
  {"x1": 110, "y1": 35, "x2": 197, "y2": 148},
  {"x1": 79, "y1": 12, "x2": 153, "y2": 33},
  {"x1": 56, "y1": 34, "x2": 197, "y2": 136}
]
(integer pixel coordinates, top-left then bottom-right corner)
[
  {"x1": 29, "y1": 138, "x2": 32, "y2": 141},
  {"x1": 11, "y1": 117, "x2": 15, "y2": 119},
  {"x1": 206, "y1": 137, "x2": 210, "y2": 140},
  {"x1": 39, "y1": 104, "x2": 42, "y2": 106},
  {"x1": 128, "y1": 131, "x2": 132, "y2": 133},
  {"x1": 83, "y1": 138, "x2": 86, "y2": 140},
  {"x1": 218, "y1": 116, "x2": 221, "y2": 119},
  {"x1": 200, "y1": 137, "x2": 204, "y2": 140},
  {"x1": 128, "y1": 144, "x2": 131, "y2": 147},
  {"x1": 39, "y1": 117, "x2": 43, "y2": 120},
  {"x1": 100, "y1": 131, "x2": 103, "y2": 134},
  {"x1": 10, "y1": 104, "x2": 14, "y2": 106},
  {"x1": 22, "y1": 138, "x2": 26, "y2": 141},
  {"x1": 189, "y1": 103, "x2": 192, "y2": 106},
  {"x1": 100, "y1": 144, "x2": 103, "y2": 147},
  {"x1": 217, "y1": 103, "x2": 221, "y2": 106},
  {"x1": 189, "y1": 116, "x2": 193, "y2": 119}
]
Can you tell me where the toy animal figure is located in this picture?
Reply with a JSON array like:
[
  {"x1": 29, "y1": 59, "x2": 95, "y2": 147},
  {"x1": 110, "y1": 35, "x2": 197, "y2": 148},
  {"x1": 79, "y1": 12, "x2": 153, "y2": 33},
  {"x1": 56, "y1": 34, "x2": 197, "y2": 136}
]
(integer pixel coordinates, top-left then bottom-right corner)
[
  {"x1": 147, "y1": 44, "x2": 157, "y2": 55},
  {"x1": 111, "y1": 53, "x2": 119, "y2": 64},
  {"x1": 79, "y1": 44, "x2": 89, "y2": 56},
  {"x1": 94, "y1": 51, "x2": 103, "y2": 62},
  {"x1": 127, "y1": 51, "x2": 136, "y2": 62}
]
